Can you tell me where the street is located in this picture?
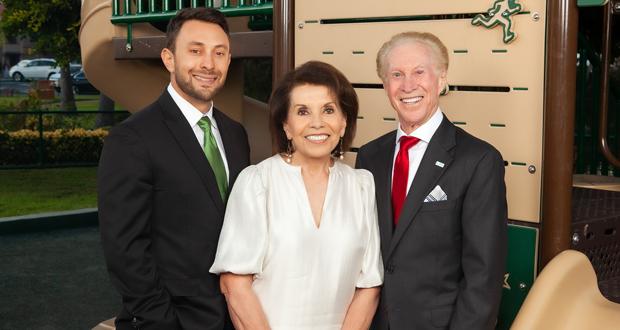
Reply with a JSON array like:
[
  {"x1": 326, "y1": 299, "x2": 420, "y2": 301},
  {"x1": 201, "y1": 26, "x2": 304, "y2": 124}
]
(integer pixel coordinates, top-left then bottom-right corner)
[{"x1": 0, "y1": 79, "x2": 31, "y2": 96}]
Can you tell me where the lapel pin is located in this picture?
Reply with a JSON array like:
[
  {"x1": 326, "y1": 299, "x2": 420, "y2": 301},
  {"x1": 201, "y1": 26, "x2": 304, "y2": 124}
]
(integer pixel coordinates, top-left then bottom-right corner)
[{"x1": 435, "y1": 161, "x2": 445, "y2": 168}]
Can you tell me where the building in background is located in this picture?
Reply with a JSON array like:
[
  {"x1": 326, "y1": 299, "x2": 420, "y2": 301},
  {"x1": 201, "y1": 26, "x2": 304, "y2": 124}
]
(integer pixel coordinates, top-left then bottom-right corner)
[{"x1": 0, "y1": 3, "x2": 34, "y2": 77}]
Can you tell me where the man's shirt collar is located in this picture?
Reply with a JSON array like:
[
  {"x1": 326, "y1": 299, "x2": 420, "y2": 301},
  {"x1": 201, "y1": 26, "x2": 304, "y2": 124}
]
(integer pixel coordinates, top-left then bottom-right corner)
[
  {"x1": 395, "y1": 107, "x2": 444, "y2": 144},
  {"x1": 167, "y1": 83, "x2": 217, "y2": 129}
]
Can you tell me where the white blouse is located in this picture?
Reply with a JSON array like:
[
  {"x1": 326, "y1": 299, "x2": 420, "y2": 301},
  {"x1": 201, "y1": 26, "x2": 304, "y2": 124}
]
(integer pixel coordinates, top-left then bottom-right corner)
[{"x1": 210, "y1": 154, "x2": 383, "y2": 330}]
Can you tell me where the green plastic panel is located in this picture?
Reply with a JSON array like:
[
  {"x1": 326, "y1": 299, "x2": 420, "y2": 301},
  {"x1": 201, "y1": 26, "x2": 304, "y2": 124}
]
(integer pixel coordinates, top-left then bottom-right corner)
[
  {"x1": 497, "y1": 224, "x2": 538, "y2": 330},
  {"x1": 577, "y1": 0, "x2": 608, "y2": 7}
]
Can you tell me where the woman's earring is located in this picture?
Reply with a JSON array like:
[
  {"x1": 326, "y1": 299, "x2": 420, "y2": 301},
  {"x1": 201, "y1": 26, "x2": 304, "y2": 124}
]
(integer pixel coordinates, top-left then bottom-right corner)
[
  {"x1": 338, "y1": 137, "x2": 344, "y2": 160},
  {"x1": 285, "y1": 139, "x2": 293, "y2": 163},
  {"x1": 440, "y1": 83, "x2": 450, "y2": 96}
]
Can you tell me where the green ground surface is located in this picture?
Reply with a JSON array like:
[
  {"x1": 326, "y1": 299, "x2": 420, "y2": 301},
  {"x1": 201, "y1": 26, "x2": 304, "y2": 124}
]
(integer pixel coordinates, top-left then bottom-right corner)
[{"x1": 0, "y1": 167, "x2": 97, "y2": 218}]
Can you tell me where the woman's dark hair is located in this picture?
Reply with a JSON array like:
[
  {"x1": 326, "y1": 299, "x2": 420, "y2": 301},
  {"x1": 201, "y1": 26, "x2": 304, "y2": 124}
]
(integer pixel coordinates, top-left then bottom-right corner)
[
  {"x1": 166, "y1": 8, "x2": 229, "y2": 52},
  {"x1": 269, "y1": 61, "x2": 359, "y2": 156}
]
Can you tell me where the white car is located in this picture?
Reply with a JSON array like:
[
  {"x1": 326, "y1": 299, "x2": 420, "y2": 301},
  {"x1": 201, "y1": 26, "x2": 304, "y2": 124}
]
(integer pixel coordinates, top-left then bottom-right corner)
[
  {"x1": 49, "y1": 65, "x2": 84, "y2": 92},
  {"x1": 9, "y1": 58, "x2": 60, "y2": 81}
]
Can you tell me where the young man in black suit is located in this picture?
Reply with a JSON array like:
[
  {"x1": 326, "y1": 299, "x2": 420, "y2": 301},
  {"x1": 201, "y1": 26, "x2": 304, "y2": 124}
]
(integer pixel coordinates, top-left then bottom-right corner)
[
  {"x1": 98, "y1": 8, "x2": 250, "y2": 329},
  {"x1": 356, "y1": 32, "x2": 507, "y2": 330}
]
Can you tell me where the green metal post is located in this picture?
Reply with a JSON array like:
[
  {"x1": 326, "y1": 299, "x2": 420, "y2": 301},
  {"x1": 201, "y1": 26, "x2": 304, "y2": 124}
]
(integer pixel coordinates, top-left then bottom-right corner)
[
  {"x1": 239, "y1": 0, "x2": 247, "y2": 6},
  {"x1": 137, "y1": 0, "x2": 144, "y2": 14},
  {"x1": 223, "y1": 0, "x2": 230, "y2": 8},
  {"x1": 126, "y1": 23, "x2": 133, "y2": 52},
  {"x1": 124, "y1": 0, "x2": 131, "y2": 14},
  {"x1": 191, "y1": 0, "x2": 198, "y2": 8},
  {"x1": 37, "y1": 111, "x2": 43, "y2": 166},
  {"x1": 164, "y1": 0, "x2": 171, "y2": 11},
  {"x1": 149, "y1": 0, "x2": 156, "y2": 13},
  {"x1": 177, "y1": 0, "x2": 183, "y2": 10},
  {"x1": 113, "y1": 0, "x2": 120, "y2": 16},
  {"x1": 207, "y1": 0, "x2": 213, "y2": 8}
]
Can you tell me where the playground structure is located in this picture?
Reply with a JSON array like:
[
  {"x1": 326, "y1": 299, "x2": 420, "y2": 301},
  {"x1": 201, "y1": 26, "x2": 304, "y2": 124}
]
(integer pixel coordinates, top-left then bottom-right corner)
[{"x1": 81, "y1": 0, "x2": 620, "y2": 328}]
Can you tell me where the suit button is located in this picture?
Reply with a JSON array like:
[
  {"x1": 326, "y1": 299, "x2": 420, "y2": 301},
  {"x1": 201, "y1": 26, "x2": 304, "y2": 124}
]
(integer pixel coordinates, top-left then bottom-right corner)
[{"x1": 385, "y1": 264, "x2": 395, "y2": 274}]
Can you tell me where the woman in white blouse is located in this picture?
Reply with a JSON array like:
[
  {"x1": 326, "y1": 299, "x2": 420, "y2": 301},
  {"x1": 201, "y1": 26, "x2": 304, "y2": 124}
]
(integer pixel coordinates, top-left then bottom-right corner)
[{"x1": 210, "y1": 61, "x2": 383, "y2": 329}]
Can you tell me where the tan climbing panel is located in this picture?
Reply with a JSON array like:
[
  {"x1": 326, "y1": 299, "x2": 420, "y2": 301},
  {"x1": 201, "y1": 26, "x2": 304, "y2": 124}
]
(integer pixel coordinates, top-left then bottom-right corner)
[
  {"x1": 295, "y1": 16, "x2": 544, "y2": 87},
  {"x1": 296, "y1": 0, "x2": 539, "y2": 20},
  {"x1": 295, "y1": 0, "x2": 546, "y2": 223}
]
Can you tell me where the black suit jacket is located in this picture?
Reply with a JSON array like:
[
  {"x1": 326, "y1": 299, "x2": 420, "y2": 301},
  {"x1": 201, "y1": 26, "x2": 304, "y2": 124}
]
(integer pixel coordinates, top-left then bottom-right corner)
[
  {"x1": 356, "y1": 116, "x2": 507, "y2": 330},
  {"x1": 98, "y1": 91, "x2": 250, "y2": 330}
]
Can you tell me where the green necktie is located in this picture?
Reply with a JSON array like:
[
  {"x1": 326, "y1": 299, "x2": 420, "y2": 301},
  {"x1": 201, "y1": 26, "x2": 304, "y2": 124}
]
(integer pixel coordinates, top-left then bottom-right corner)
[{"x1": 197, "y1": 116, "x2": 228, "y2": 201}]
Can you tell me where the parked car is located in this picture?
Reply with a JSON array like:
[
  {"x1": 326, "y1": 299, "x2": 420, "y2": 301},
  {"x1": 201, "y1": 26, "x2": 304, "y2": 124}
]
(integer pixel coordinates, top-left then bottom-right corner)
[
  {"x1": 72, "y1": 70, "x2": 98, "y2": 94},
  {"x1": 49, "y1": 72, "x2": 61, "y2": 91},
  {"x1": 13, "y1": 59, "x2": 31, "y2": 69},
  {"x1": 50, "y1": 66, "x2": 88, "y2": 93},
  {"x1": 7, "y1": 59, "x2": 31, "y2": 80},
  {"x1": 9, "y1": 59, "x2": 81, "y2": 81},
  {"x1": 9, "y1": 58, "x2": 56, "y2": 81}
]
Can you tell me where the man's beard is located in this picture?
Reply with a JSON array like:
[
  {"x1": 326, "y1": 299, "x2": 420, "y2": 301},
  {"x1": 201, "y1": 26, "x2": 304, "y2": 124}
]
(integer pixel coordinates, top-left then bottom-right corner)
[{"x1": 175, "y1": 70, "x2": 224, "y2": 103}]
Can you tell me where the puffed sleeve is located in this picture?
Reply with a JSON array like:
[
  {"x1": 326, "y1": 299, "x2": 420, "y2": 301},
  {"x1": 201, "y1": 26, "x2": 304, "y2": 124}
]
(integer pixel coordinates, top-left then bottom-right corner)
[
  {"x1": 210, "y1": 165, "x2": 268, "y2": 275},
  {"x1": 355, "y1": 169, "x2": 384, "y2": 288}
]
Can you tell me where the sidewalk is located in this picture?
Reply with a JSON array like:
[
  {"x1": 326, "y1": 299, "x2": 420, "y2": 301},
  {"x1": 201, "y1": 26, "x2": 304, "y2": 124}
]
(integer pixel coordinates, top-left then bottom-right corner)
[{"x1": 0, "y1": 226, "x2": 119, "y2": 329}]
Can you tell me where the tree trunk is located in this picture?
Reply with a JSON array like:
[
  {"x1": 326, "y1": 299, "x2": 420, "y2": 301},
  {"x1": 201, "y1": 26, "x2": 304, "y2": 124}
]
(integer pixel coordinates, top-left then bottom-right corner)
[
  {"x1": 59, "y1": 65, "x2": 76, "y2": 111},
  {"x1": 95, "y1": 94, "x2": 116, "y2": 128}
]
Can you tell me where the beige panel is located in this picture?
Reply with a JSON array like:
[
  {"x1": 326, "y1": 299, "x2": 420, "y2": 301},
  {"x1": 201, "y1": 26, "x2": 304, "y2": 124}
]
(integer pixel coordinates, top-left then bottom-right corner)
[
  {"x1": 213, "y1": 60, "x2": 244, "y2": 122},
  {"x1": 296, "y1": 15, "x2": 545, "y2": 87},
  {"x1": 297, "y1": 0, "x2": 545, "y2": 20},
  {"x1": 505, "y1": 162, "x2": 541, "y2": 222},
  {"x1": 242, "y1": 96, "x2": 272, "y2": 165},
  {"x1": 354, "y1": 88, "x2": 397, "y2": 148},
  {"x1": 356, "y1": 89, "x2": 545, "y2": 165},
  {"x1": 342, "y1": 151, "x2": 358, "y2": 168},
  {"x1": 440, "y1": 90, "x2": 543, "y2": 165}
]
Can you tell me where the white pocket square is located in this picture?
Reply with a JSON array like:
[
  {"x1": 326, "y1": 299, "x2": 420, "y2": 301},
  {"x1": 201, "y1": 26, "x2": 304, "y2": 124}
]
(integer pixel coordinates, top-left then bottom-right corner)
[{"x1": 424, "y1": 185, "x2": 447, "y2": 202}]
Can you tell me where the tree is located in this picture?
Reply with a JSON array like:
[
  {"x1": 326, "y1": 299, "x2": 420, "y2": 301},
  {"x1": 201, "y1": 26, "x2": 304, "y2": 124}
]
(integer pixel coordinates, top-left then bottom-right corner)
[{"x1": 1, "y1": 0, "x2": 81, "y2": 111}]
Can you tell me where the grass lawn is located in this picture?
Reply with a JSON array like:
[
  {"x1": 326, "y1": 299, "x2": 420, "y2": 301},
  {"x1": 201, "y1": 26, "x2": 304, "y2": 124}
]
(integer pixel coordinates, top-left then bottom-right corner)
[{"x1": 0, "y1": 167, "x2": 98, "y2": 218}]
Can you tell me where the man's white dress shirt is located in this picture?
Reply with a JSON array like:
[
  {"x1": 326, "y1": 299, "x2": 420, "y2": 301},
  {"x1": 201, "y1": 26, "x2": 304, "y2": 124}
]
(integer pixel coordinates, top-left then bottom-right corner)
[
  {"x1": 392, "y1": 108, "x2": 444, "y2": 193},
  {"x1": 167, "y1": 84, "x2": 230, "y2": 180}
]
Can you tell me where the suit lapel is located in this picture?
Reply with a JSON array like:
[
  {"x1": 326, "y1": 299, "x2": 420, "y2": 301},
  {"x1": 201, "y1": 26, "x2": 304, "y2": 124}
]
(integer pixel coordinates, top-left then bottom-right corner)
[
  {"x1": 387, "y1": 117, "x2": 456, "y2": 258},
  {"x1": 213, "y1": 109, "x2": 243, "y2": 190},
  {"x1": 370, "y1": 132, "x2": 397, "y2": 257},
  {"x1": 158, "y1": 92, "x2": 225, "y2": 214}
]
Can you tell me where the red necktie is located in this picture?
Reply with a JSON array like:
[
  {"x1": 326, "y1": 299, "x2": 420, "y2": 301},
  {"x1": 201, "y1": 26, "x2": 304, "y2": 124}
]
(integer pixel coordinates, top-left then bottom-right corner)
[{"x1": 392, "y1": 136, "x2": 420, "y2": 225}]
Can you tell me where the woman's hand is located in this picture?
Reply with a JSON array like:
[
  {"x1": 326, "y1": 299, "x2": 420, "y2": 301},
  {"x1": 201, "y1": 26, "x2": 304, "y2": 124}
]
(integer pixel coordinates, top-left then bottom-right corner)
[
  {"x1": 341, "y1": 287, "x2": 381, "y2": 330},
  {"x1": 220, "y1": 273, "x2": 271, "y2": 330}
]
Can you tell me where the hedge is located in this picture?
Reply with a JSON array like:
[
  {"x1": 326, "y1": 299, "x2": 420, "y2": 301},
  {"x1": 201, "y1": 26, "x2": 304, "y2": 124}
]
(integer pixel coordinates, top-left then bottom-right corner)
[{"x1": 0, "y1": 128, "x2": 109, "y2": 165}]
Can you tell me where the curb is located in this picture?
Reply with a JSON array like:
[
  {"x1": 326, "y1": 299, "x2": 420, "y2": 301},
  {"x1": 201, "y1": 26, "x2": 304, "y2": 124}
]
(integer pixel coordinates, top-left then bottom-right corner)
[{"x1": 0, "y1": 208, "x2": 99, "y2": 235}]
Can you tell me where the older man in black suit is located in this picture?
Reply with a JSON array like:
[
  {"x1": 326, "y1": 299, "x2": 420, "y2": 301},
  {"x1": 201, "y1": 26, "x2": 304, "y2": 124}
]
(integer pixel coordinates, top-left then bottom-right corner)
[
  {"x1": 356, "y1": 31, "x2": 507, "y2": 330},
  {"x1": 98, "y1": 8, "x2": 249, "y2": 330}
]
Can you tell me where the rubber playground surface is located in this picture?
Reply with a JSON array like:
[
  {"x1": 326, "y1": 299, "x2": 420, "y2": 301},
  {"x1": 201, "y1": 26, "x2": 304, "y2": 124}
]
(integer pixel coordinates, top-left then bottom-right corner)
[{"x1": 0, "y1": 226, "x2": 119, "y2": 330}]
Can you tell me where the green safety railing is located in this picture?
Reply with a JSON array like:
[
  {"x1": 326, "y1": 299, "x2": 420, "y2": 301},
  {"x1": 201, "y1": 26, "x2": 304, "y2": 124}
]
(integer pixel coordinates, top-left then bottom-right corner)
[{"x1": 111, "y1": 0, "x2": 273, "y2": 51}]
